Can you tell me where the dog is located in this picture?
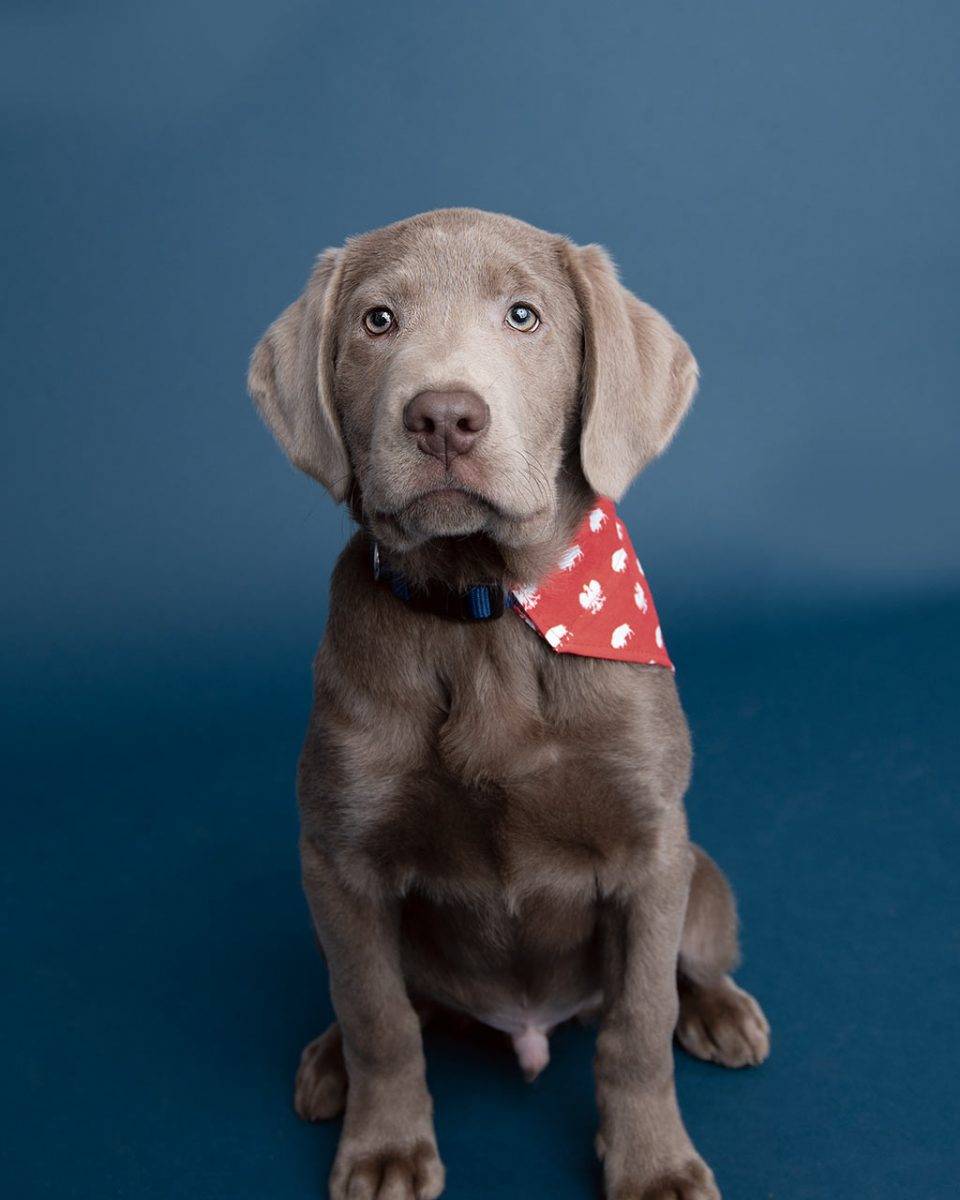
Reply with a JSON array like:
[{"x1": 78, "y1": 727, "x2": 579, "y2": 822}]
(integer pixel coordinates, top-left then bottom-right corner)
[{"x1": 248, "y1": 208, "x2": 769, "y2": 1200}]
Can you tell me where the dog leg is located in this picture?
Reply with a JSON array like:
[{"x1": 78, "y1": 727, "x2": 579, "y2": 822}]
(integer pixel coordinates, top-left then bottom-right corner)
[
  {"x1": 300, "y1": 835, "x2": 444, "y2": 1200},
  {"x1": 595, "y1": 839, "x2": 719, "y2": 1200},
  {"x1": 675, "y1": 846, "x2": 770, "y2": 1069}
]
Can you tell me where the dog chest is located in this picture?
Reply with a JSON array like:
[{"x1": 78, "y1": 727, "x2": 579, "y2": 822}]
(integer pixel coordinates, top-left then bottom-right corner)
[
  {"x1": 308, "y1": 608, "x2": 690, "y2": 895},
  {"x1": 353, "y1": 739, "x2": 662, "y2": 900}
]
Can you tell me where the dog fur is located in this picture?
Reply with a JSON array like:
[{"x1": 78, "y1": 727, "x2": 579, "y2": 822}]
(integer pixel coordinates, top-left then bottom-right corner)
[{"x1": 248, "y1": 208, "x2": 769, "y2": 1200}]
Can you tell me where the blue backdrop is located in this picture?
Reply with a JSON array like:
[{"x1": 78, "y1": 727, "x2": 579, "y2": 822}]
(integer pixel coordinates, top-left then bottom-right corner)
[{"x1": 3, "y1": 3, "x2": 958, "y2": 1197}]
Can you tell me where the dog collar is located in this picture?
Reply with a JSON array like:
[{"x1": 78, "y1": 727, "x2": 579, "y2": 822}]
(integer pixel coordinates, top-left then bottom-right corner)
[
  {"x1": 371, "y1": 497, "x2": 673, "y2": 668},
  {"x1": 372, "y1": 542, "x2": 507, "y2": 622}
]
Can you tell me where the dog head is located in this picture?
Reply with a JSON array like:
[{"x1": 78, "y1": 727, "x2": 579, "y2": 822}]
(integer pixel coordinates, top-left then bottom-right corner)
[{"x1": 249, "y1": 208, "x2": 697, "y2": 552}]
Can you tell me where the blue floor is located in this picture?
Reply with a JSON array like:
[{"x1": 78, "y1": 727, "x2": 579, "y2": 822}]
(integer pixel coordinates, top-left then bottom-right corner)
[{"x1": 4, "y1": 597, "x2": 958, "y2": 1198}]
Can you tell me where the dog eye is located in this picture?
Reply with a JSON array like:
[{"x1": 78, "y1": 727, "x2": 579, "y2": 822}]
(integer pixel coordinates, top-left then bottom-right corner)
[
  {"x1": 363, "y1": 307, "x2": 395, "y2": 335},
  {"x1": 505, "y1": 303, "x2": 540, "y2": 332}
]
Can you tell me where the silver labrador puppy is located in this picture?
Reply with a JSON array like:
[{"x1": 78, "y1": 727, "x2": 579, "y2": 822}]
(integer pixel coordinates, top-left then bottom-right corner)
[{"x1": 249, "y1": 208, "x2": 769, "y2": 1200}]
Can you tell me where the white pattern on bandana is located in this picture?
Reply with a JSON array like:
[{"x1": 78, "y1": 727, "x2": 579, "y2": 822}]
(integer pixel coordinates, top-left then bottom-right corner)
[
  {"x1": 578, "y1": 579, "x2": 606, "y2": 613},
  {"x1": 611, "y1": 623, "x2": 633, "y2": 649},
  {"x1": 512, "y1": 583, "x2": 540, "y2": 609}
]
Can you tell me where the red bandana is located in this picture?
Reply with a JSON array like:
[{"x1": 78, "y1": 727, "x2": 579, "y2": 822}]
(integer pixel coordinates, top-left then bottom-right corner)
[{"x1": 510, "y1": 496, "x2": 673, "y2": 669}]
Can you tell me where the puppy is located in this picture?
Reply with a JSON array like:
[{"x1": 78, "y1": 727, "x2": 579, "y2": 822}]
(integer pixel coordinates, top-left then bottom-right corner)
[{"x1": 249, "y1": 209, "x2": 769, "y2": 1200}]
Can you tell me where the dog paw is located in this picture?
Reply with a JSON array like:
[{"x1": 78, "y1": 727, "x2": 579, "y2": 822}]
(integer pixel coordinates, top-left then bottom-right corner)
[
  {"x1": 293, "y1": 1023, "x2": 348, "y2": 1121},
  {"x1": 676, "y1": 975, "x2": 770, "y2": 1068},
  {"x1": 611, "y1": 1157, "x2": 720, "y2": 1200},
  {"x1": 330, "y1": 1138, "x2": 445, "y2": 1200}
]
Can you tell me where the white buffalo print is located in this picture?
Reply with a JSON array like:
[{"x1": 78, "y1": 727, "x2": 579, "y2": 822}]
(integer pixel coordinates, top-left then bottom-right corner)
[
  {"x1": 545, "y1": 624, "x2": 570, "y2": 649},
  {"x1": 578, "y1": 579, "x2": 606, "y2": 614},
  {"x1": 611, "y1": 623, "x2": 634, "y2": 649},
  {"x1": 588, "y1": 506, "x2": 607, "y2": 532},
  {"x1": 558, "y1": 543, "x2": 583, "y2": 571},
  {"x1": 611, "y1": 548, "x2": 628, "y2": 573},
  {"x1": 512, "y1": 583, "x2": 541, "y2": 609},
  {"x1": 634, "y1": 581, "x2": 648, "y2": 612}
]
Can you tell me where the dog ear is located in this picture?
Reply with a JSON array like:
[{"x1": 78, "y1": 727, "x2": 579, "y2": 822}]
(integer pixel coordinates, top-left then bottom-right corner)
[
  {"x1": 247, "y1": 248, "x2": 351, "y2": 501},
  {"x1": 560, "y1": 241, "x2": 698, "y2": 501}
]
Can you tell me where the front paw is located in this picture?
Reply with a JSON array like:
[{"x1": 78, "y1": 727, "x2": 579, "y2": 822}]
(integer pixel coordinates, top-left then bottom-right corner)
[
  {"x1": 598, "y1": 1093, "x2": 719, "y2": 1200},
  {"x1": 609, "y1": 1157, "x2": 720, "y2": 1200},
  {"x1": 330, "y1": 1122, "x2": 444, "y2": 1200}
]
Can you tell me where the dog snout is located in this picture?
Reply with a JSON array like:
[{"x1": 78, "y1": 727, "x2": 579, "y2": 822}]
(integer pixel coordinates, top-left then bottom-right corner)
[{"x1": 402, "y1": 390, "x2": 489, "y2": 467}]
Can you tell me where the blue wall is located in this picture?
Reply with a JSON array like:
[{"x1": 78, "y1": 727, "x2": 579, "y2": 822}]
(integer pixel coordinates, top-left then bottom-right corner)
[{"x1": 3, "y1": 0, "x2": 958, "y2": 656}]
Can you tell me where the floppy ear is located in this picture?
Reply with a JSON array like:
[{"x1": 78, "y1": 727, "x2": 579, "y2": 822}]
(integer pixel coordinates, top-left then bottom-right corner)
[
  {"x1": 560, "y1": 241, "x2": 699, "y2": 501},
  {"x1": 247, "y1": 248, "x2": 351, "y2": 501}
]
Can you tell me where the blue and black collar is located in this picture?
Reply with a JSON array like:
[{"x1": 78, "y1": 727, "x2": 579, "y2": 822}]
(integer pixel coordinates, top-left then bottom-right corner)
[{"x1": 371, "y1": 541, "x2": 508, "y2": 623}]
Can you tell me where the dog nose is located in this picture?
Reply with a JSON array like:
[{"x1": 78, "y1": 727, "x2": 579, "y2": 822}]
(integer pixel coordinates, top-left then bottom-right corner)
[{"x1": 403, "y1": 390, "x2": 489, "y2": 466}]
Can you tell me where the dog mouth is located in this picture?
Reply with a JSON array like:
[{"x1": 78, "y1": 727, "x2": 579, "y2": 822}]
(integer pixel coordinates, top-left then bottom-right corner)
[
  {"x1": 383, "y1": 483, "x2": 498, "y2": 534},
  {"x1": 396, "y1": 480, "x2": 551, "y2": 523},
  {"x1": 406, "y1": 482, "x2": 499, "y2": 511},
  {"x1": 364, "y1": 452, "x2": 555, "y2": 547}
]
